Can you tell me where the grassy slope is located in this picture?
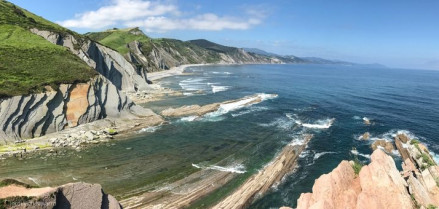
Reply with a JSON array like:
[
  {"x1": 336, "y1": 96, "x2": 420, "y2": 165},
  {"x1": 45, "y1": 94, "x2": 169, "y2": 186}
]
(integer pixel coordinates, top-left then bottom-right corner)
[
  {"x1": 0, "y1": 1, "x2": 96, "y2": 98},
  {"x1": 87, "y1": 28, "x2": 222, "y2": 64},
  {"x1": 87, "y1": 28, "x2": 150, "y2": 54}
]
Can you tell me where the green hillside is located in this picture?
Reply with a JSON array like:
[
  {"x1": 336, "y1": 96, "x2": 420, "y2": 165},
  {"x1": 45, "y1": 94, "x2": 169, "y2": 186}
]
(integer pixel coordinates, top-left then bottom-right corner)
[
  {"x1": 87, "y1": 28, "x2": 222, "y2": 68},
  {"x1": 86, "y1": 28, "x2": 151, "y2": 54},
  {"x1": 0, "y1": 0, "x2": 96, "y2": 98}
]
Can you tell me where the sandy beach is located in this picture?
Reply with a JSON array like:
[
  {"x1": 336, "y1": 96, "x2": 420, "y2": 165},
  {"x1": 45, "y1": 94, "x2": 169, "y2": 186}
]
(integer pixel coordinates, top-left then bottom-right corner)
[{"x1": 147, "y1": 64, "x2": 207, "y2": 81}]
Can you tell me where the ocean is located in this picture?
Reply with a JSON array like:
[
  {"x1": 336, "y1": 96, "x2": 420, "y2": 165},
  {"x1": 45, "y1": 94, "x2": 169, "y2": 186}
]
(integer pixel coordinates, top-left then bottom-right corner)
[{"x1": 1, "y1": 64, "x2": 439, "y2": 208}]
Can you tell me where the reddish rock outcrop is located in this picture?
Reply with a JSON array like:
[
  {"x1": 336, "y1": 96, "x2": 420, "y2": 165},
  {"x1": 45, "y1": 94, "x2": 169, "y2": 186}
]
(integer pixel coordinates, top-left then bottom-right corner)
[
  {"x1": 66, "y1": 84, "x2": 90, "y2": 127},
  {"x1": 294, "y1": 134, "x2": 439, "y2": 209},
  {"x1": 371, "y1": 139, "x2": 395, "y2": 153}
]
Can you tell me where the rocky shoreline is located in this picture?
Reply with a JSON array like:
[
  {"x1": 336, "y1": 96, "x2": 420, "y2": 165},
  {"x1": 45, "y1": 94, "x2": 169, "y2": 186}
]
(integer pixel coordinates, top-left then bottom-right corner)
[{"x1": 289, "y1": 133, "x2": 439, "y2": 209}]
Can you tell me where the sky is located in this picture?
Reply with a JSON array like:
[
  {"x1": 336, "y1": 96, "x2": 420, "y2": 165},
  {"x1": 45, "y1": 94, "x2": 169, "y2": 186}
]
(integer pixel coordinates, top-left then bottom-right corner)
[{"x1": 9, "y1": 0, "x2": 439, "y2": 70}]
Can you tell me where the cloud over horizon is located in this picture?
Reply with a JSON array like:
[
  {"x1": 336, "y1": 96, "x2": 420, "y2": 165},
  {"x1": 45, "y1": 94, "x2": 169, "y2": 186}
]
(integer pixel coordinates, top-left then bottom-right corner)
[{"x1": 58, "y1": 0, "x2": 263, "y2": 32}]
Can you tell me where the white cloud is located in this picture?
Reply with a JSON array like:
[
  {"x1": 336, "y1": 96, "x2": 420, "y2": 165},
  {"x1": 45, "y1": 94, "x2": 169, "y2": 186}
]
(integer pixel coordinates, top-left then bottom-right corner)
[
  {"x1": 125, "y1": 14, "x2": 261, "y2": 32},
  {"x1": 58, "y1": 0, "x2": 178, "y2": 29},
  {"x1": 58, "y1": 0, "x2": 263, "y2": 31}
]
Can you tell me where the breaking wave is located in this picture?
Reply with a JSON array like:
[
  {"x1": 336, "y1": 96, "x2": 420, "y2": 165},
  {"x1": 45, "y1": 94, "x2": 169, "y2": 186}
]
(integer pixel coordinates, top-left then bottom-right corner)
[
  {"x1": 205, "y1": 93, "x2": 278, "y2": 118},
  {"x1": 295, "y1": 118, "x2": 335, "y2": 129},
  {"x1": 351, "y1": 149, "x2": 371, "y2": 159},
  {"x1": 211, "y1": 85, "x2": 230, "y2": 93},
  {"x1": 192, "y1": 163, "x2": 246, "y2": 174},
  {"x1": 313, "y1": 152, "x2": 337, "y2": 160},
  {"x1": 138, "y1": 125, "x2": 161, "y2": 133},
  {"x1": 231, "y1": 106, "x2": 269, "y2": 117}
]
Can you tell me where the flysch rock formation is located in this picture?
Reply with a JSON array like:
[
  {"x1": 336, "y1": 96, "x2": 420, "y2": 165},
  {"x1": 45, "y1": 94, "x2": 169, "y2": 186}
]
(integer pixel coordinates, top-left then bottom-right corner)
[
  {"x1": 120, "y1": 135, "x2": 311, "y2": 209},
  {"x1": 0, "y1": 181, "x2": 122, "y2": 209},
  {"x1": 293, "y1": 134, "x2": 439, "y2": 209},
  {"x1": 30, "y1": 28, "x2": 150, "y2": 93},
  {"x1": 0, "y1": 76, "x2": 153, "y2": 144},
  {"x1": 0, "y1": 26, "x2": 167, "y2": 144},
  {"x1": 212, "y1": 135, "x2": 312, "y2": 209}
]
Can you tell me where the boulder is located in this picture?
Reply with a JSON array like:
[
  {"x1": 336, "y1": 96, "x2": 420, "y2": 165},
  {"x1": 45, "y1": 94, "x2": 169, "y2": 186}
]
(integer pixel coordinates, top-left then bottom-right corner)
[
  {"x1": 361, "y1": 132, "x2": 370, "y2": 140},
  {"x1": 371, "y1": 140, "x2": 395, "y2": 152}
]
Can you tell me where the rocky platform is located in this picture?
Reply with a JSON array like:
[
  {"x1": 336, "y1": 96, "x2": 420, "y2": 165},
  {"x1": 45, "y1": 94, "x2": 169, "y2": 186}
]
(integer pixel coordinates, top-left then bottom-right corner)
[{"x1": 0, "y1": 180, "x2": 122, "y2": 209}]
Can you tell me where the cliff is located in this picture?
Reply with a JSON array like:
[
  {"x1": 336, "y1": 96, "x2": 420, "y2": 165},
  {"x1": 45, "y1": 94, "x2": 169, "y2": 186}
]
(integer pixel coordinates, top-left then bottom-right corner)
[
  {"x1": 294, "y1": 134, "x2": 439, "y2": 209},
  {"x1": 0, "y1": 180, "x2": 122, "y2": 209},
  {"x1": 0, "y1": 76, "x2": 146, "y2": 144},
  {"x1": 0, "y1": 1, "x2": 163, "y2": 144},
  {"x1": 87, "y1": 28, "x2": 304, "y2": 75}
]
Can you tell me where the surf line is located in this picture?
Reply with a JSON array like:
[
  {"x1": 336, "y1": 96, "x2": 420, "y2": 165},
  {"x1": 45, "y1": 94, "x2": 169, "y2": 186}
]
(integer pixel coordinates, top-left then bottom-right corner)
[{"x1": 212, "y1": 134, "x2": 313, "y2": 209}]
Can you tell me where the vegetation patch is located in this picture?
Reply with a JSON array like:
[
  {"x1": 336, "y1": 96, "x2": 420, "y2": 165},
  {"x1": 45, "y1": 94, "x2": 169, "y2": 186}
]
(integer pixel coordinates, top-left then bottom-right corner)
[
  {"x1": 410, "y1": 139, "x2": 420, "y2": 145},
  {"x1": 0, "y1": 179, "x2": 36, "y2": 188},
  {"x1": 0, "y1": 25, "x2": 96, "y2": 98}
]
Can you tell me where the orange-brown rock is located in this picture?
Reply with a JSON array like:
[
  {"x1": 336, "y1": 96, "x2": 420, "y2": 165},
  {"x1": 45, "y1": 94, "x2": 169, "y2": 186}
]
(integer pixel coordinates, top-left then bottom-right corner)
[
  {"x1": 296, "y1": 150, "x2": 413, "y2": 209},
  {"x1": 361, "y1": 132, "x2": 370, "y2": 140},
  {"x1": 395, "y1": 136, "x2": 411, "y2": 161},
  {"x1": 66, "y1": 83, "x2": 90, "y2": 127},
  {"x1": 371, "y1": 139, "x2": 395, "y2": 152},
  {"x1": 297, "y1": 160, "x2": 361, "y2": 209},
  {"x1": 397, "y1": 134, "x2": 410, "y2": 143}
]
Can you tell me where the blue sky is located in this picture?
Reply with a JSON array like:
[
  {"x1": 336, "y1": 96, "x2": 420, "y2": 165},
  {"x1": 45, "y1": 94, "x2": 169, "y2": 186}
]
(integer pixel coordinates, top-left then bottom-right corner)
[{"x1": 9, "y1": 0, "x2": 439, "y2": 70}]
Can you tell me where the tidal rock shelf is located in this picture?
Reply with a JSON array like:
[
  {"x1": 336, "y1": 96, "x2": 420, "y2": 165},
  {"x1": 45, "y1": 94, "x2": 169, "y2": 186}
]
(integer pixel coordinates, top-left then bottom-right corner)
[
  {"x1": 212, "y1": 135, "x2": 312, "y2": 209},
  {"x1": 120, "y1": 135, "x2": 311, "y2": 209},
  {"x1": 160, "y1": 93, "x2": 278, "y2": 118}
]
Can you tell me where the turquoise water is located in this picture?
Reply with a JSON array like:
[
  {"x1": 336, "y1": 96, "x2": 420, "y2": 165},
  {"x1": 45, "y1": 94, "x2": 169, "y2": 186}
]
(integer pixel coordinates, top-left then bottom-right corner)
[{"x1": 1, "y1": 64, "x2": 439, "y2": 208}]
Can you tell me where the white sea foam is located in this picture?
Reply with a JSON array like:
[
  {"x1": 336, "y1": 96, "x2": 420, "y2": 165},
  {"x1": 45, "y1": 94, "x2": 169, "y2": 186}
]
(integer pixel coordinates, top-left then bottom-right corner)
[
  {"x1": 183, "y1": 92, "x2": 194, "y2": 96},
  {"x1": 212, "y1": 71, "x2": 232, "y2": 75},
  {"x1": 191, "y1": 163, "x2": 246, "y2": 174},
  {"x1": 180, "y1": 116, "x2": 199, "y2": 122},
  {"x1": 351, "y1": 150, "x2": 371, "y2": 159},
  {"x1": 211, "y1": 85, "x2": 230, "y2": 93},
  {"x1": 179, "y1": 78, "x2": 208, "y2": 91},
  {"x1": 289, "y1": 137, "x2": 306, "y2": 146},
  {"x1": 231, "y1": 106, "x2": 269, "y2": 117},
  {"x1": 296, "y1": 118, "x2": 335, "y2": 129},
  {"x1": 313, "y1": 152, "x2": 337, "y2": 160},
  {"x1": 299, "y1": 150, "x2": 311, "y2": 158},
  {"x1": 353, "y1": 115, "x2": 362, "y2": 120},
  {"x1": 205, "y1": 93, "x2": 278, "y2": 118},
  {"x1": 258, "y1": 117, "x2": 295, "y2": 130},
  {"x1": 28, "y1": 177, "x2": 40, "y2": 186},
  {"x1": 138, "y1": 126, "x2": 161, "y2": 133}
]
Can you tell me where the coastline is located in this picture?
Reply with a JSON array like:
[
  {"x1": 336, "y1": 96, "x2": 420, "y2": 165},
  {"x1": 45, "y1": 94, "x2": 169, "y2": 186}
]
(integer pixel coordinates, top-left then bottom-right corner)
[
  {"x1": 147, "y1": 64, "x2": 208, "y2": 81},
  {"x1": 1, "y1": 63, "x2": 305, "y2": 209}
]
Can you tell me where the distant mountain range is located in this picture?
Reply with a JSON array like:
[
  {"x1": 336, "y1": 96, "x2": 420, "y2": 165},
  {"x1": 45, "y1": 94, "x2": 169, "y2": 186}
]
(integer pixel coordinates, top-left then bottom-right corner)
[{"x1": 244, "y1": 48, "x2": 386, "y2": 68}]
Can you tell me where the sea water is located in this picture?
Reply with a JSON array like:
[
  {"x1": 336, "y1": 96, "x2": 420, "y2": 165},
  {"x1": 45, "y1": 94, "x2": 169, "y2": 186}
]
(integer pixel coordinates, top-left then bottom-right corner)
[{"x1": 1, "y1": 64, "x2": 438, "y2": 208}]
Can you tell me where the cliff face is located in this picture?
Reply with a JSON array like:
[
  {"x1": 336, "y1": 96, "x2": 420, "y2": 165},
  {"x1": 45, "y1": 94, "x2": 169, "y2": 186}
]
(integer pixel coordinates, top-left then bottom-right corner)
[
  {"x1": 295, "y1": 134, "x2": 439, "y2": 209},
  {"x1": 0, "y1": 76, "x2": 139, "y2": 144},
  {"x1": 31, "y1": 28, "x2": 150, "y2": 92},
  {"x1": 87, "y1": 28, "x2": 301, "y2": 75}
]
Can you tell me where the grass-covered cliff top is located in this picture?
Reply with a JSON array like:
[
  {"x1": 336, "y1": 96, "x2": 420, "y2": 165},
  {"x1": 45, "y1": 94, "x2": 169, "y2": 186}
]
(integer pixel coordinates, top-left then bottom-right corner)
[
  {"x1": 0, "y1": 1, "x2": 96, "y2": 98},
  {"x1": 87, "y1": 27, "x2": 221, "y2": 63},
  {"x1": 87, "y1": 27, "x2": 151, "y2": 54}
]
